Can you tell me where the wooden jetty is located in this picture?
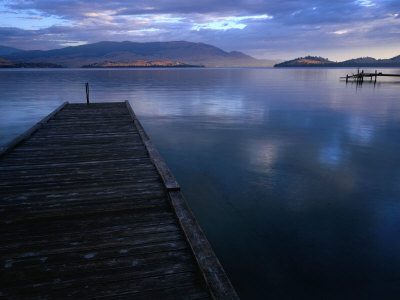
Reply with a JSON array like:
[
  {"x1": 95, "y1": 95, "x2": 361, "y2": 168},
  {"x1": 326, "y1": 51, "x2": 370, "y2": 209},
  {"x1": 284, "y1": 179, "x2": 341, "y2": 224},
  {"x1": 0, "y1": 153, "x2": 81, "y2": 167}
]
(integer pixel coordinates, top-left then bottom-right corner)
[
  {"x1": 0, "y1": 101, "x2": 238, "y2": 299},
  {"x1": 341, "y1": 69, "x2": 400, "y2": 83}
]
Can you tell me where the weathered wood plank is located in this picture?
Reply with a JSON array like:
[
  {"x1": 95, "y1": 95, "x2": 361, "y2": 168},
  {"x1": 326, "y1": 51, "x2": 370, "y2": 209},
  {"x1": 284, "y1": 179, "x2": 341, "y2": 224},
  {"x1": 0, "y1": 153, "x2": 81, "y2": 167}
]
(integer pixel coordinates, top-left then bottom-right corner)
[
  {"x1": 0, "y1": 222, "x2": 180, "y2": 250},
  {"x1": 0, "y1": 231, "x2": 186, "y2": 260},
  {"x1": 0, "y1": 157, "x2": 153, "y2": 170},
  {"x1": 1, "y1": 249, "x2": 199, "y2": 295},
  {"x1": 0, "y1": 211, "x2": 177, "y2": 238}
]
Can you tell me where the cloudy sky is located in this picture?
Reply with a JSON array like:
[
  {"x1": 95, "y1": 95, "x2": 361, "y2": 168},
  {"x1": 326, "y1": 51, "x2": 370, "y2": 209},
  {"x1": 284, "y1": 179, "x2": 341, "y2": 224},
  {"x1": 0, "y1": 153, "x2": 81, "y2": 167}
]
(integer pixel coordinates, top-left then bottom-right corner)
[{"x1": 0, "y1": 0, "x2": 399, "y2": 60}]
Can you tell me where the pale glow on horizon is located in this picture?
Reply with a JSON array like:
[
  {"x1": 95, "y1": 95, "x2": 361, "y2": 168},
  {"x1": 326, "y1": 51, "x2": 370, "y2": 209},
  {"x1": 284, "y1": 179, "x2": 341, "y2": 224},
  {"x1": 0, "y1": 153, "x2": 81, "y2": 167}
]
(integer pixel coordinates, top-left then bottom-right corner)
[
  {"x1": 333, "y1": 29, "x2": 350, "y2": 35},
  {"x1": 249, "y1": 43, "x2": 400, "y2": 61},
  {"x1": 355, "y1": 0, "x2": 376, "y2": 7},
  {"x1": 153, "y1": 16, "x2": 185, "y2": 23},
  {"x1": 125, "y1": 28, "x2": 161, "y2": 36},
  {"x1": 192, "y1": 14, "x2": 272, "y2": 31},
  {"x1": 58, "y1": 40, "x2": 88, "y2": 47}
]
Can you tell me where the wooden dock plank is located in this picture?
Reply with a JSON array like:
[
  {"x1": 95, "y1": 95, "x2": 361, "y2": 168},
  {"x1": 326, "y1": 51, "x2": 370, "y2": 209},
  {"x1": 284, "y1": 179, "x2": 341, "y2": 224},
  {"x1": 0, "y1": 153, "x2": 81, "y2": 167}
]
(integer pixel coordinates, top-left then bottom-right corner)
[{"x1": 0, "y1": 102, "x2": 238, "y2": 299}]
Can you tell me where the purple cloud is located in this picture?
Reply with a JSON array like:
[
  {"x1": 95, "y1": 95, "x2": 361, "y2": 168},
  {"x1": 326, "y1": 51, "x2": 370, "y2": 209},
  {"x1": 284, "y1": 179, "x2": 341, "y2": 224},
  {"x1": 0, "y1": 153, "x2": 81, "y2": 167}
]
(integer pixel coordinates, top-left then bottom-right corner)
[{"x1": 0, "y1": 0, "x2": 399, "y2": 60}]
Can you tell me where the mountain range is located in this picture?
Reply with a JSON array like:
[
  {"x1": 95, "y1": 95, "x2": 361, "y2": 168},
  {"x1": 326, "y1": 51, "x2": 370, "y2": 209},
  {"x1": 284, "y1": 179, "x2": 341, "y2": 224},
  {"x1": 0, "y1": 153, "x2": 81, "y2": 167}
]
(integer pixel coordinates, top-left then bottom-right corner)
[
  {"x1": 0, "y1": 46, "x2": 24, "y2": 56},
  {"x1": 1, "y1": 41, "x2": 276, "y2": 68},
  {"x1": 274, "y1": 55, "x2": 400, "y2": 67},
  {"x1": 2, "y1": 42, "x2": 399, "y2": 68}
]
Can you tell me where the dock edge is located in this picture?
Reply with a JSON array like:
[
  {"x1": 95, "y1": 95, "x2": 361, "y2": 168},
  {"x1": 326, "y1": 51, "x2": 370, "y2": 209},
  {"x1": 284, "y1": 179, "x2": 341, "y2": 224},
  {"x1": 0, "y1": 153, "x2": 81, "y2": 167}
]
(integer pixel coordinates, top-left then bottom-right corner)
[
  {"x1": 125, "y1": 100, "x2": 239, "y2": 299},
  {"x1": 0, "y1": 101, "x2": 68, "y2": 158}
]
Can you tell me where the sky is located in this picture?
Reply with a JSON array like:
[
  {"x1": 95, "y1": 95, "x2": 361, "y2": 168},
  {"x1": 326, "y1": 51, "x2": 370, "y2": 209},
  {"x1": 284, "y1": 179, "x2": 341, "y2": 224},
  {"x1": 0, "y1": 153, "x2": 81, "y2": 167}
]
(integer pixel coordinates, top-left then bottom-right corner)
[{"x1": 0, "y1": 0, "x2": 399, "y2": 60}]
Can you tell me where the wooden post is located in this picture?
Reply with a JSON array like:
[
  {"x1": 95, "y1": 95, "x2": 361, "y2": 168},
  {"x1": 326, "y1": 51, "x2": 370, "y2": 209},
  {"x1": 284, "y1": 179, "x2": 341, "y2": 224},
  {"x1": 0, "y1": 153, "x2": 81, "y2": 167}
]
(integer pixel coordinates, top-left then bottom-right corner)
[
  {"x1": 85, "y1": 82, "x2": 90, "y2": 105},
  {"x1": 375, "y1": 70, "x2": 377, "y2": 83},
  {"x1": 346, "y1": 75, "x2": 348, "y2": 83}
]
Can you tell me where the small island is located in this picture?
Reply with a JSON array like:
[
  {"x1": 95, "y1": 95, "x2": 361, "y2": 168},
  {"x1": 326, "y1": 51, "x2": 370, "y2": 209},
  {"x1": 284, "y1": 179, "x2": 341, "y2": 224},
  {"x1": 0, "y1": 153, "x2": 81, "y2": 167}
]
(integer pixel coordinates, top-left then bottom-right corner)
[
  {"x1": 81, "y1": 60, "x2": 204, "y2": 68},
  {"x1": 275, "y1": 55, "x2": 400, "y2": 67}
]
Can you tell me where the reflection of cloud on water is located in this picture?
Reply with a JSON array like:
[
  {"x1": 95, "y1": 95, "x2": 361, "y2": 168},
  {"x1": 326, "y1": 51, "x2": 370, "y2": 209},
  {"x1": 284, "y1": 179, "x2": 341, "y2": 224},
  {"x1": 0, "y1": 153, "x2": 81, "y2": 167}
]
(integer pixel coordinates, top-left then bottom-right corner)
[
  {"x1": 129, "y1": 92, "x2": 180, "y2": 117},
  {"x1": 317, "y1": 138, "x2": 356, "y2": 191},
  {"x1": 132, "y1": 92, "x2": 246, "y2": 117},
  {"x1": 247, "y1": 139, "x2": 283, "y2": 175},
  {"x1": 347, "y1": 115, "x2": 375, "y2": 145},
  {"x1": 319, "y1": 137, "x2": 343, "y2": 169},
  {"x1": 201, "y1": 93, "x2": 244, "y2": 116},
  {"x1": 130, "y1": 91, "x2": 267, "y2": 126},
  {"x1": 319, "y1": 144, "x2": 341, "y2": 167}
]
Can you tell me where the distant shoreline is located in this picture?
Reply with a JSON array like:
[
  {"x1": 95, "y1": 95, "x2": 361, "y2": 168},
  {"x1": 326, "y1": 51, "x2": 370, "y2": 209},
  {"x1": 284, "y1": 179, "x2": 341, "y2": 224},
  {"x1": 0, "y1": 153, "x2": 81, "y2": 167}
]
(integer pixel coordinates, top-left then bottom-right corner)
[
  {"x1": 2, "y1": 66, "x2": 400, "y2": 69},
  {"x1": 0, "y1": 64, "x2": 63, "y2": 68},
  {"x1": 81, "y1": 65, "x2": 204, "y2": 68},
  {"x1": 275, "y1": 64, "x2": 400, "y2": 68}
]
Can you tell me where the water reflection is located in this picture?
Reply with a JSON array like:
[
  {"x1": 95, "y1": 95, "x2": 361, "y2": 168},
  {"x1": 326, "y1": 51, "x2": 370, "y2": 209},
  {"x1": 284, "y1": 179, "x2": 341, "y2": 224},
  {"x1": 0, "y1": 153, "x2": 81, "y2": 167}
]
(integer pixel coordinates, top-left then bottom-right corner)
[
  {"x1": 247, "y1": 139, "x2": 281, "y2": 175},
  {"x1": 348, "y1": 115, "x2": 375, "y2": 145},
  {"x1": 319, "y1": 141, "x2": 342, "y2": 168},
  {"x1": 1, "y1": 68, "x2": 400, "y2": 299}
]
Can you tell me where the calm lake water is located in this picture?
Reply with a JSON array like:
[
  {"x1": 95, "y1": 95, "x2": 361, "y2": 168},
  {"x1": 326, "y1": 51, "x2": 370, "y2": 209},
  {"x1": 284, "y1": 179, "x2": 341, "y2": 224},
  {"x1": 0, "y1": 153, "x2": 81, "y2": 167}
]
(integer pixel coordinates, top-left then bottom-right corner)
[{"x1": 1, "y1": 68, "x2": 400, "y2": 299}]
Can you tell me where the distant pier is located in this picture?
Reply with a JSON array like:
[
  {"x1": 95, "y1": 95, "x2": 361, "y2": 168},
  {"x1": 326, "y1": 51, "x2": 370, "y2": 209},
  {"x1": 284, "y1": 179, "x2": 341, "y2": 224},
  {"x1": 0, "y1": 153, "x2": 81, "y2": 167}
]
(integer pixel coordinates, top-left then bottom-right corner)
[
  {"x1": 0, "y1": 101, "x2": 238, "y2": 299},
  {"x1": 341, "y1": 69, "x2": 400, "y2": 83}
]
